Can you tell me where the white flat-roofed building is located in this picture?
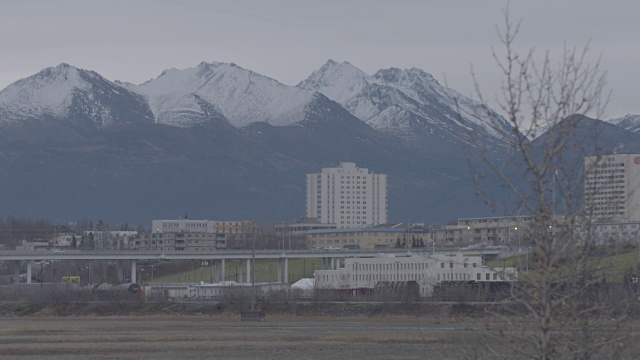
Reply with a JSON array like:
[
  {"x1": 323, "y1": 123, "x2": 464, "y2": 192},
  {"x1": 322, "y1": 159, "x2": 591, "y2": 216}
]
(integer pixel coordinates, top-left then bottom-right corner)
[
  {"x1": 306, "y1": 162, "x2": 388, "y2": 228},
  {"x1": 584, "y1": 154, "x2": 640, "y2": 222},
  {"x1": 314, "y1": 253, "x2": 517, "y2": 297}
]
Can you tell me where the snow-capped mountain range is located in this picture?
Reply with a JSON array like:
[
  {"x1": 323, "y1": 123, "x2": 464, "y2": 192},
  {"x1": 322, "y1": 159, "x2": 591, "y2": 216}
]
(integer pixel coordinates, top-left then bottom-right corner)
[
  {"x1": 608, "y1": 114, "x2": 640, "y2": 133},
  {"x1": 1, "y1": 60, "x2": 637, "y2": 140},
  {"x1": 1, "y1": 60, "x2": 638, "y2": 225},
  {"x1": 0, "y1": 60, "x2": 515, "y2": 148},
  {"x1": 299, "y1": 60, "x2": 512, "y2": 143}
]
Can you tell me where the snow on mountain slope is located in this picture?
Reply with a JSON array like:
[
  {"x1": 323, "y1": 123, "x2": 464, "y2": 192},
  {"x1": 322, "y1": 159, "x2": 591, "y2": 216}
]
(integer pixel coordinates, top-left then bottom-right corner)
[
  {"x1": 0, "y1": 64, "x2": 89, "y2": 120},
  {"x1": 608, "y1": 114, "x2": 640, "y2": 133},
  {"x1": 134, "y1": 62, "x2": 316, "y2": 128},
  {"x1": 299, "y1": 60, "x2": 371, "y2": 105},
  {"x1": 299, "y1": 60, "x2": 513, "y2": 144},
  {"x1": 0, "y1": 63, "x2": 154, "y2": 129}
]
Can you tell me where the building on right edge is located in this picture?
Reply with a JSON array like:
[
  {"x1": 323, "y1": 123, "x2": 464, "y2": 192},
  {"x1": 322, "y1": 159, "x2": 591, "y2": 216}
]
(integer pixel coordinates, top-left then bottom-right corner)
[{"x1": 584, "y1": 154, "x2": 640, "y2": 222}]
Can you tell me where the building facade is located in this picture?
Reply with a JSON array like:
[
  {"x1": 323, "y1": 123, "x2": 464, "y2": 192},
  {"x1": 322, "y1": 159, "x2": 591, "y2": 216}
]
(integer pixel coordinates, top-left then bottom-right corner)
[
  {"x1": 134, "y1": 232, "x2": 227, "y2": 251},
  {"x1": 584, "y1": 154, "x2": 640, "y2": 222},
  {"x1": 586, "y1": 220, "x2": 640, "y2": 244},
  {"x1": 274, "y1": 218, "x2": 337, "y2": 236},
  {"x1": 433, "y1": 216, "x2": 532, "y2": 245},
  {"x1": 151, "y1": 219, "x2": 259, "y2": 234},
  {"x1": 306, "y1": 162, "x2": 388, "y2": 228},
  {"x1": 314, "y1": 253, "x2": 517, "y2": 297},
  {"x1": 306, "y1": 225, "x2": 430, "y2": 250}
]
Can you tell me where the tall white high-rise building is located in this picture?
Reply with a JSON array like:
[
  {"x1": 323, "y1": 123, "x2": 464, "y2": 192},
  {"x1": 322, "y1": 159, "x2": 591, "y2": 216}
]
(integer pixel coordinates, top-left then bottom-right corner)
[
  {"x1": 584, "y1": 154, "x2": 640, "y2": 222},
  {"x1": 306, "y1": 162, "x2": 388, "y2": 228}
]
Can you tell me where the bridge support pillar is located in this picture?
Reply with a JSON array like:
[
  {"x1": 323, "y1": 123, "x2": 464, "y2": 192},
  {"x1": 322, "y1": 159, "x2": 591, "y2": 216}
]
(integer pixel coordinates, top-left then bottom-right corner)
[
  {"x1": 277, "y1": 258, "x2": 282, "y2": 283},
  {"x1": 284, "y1": 257, "x2": 289, "y2": 284},
  {"x1": 212, "y1": 260, "x2": 217, "y2": 282},
  {"x1": 117, "y1": 260, "x2": 124, "y2": 284},
  {"x1": 221, "y1": 259, "x2": 225, "y2": 282},
  {"x1": 27, "y1": 260, "x2": 32, "y2": 284},
  {"x1": 246, "y1": 258, "x2": 251, "y2": 283},
  {"x1": 14, "y1": 261, "x2": 20, "y2": 282},
  {"x1": 131, "y1": 260, "x2": 137, "y2": 284}
]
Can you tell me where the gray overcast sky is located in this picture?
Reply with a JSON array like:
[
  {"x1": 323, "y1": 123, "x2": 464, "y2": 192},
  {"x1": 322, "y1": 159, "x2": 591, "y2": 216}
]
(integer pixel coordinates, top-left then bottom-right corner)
[{"x1": 1, "y1": 0, "x2": 638, "y2": 118}]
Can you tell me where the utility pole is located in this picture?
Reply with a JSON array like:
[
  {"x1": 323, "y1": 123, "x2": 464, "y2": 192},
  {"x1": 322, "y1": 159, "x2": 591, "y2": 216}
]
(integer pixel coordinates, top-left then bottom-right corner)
[{"x1": 251, "y1": 232, "x2": 256, "y2": 311}]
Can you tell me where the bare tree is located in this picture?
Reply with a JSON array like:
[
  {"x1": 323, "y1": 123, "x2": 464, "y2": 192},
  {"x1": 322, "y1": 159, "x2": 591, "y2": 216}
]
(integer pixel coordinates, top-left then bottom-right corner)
[{"x1": 466, "y1": 9, "x2": 636, "y2": 360}]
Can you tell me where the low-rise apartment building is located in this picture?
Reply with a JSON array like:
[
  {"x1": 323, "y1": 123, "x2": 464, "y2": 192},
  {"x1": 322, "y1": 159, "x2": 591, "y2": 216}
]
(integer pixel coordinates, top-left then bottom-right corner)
[
  {"x1": 151, "y1": 218, "x2": 259, "y2": 234},
  {"x1": 275, "y1": 218, "x2": 337, "y2": 236},
  {"x1": 135, "y1": 232, "x2": 227, "y2": 251},
  {"x1": 433, "y1": 216, "x2": 532, "y2": 245},
  {"x1": 587, "y1": 220, "x2": 640, "y2": 244}
]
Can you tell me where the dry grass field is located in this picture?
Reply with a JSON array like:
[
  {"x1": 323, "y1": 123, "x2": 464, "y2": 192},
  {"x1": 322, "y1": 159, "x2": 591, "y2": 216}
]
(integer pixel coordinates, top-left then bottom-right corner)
[
  {"x1": 1, "y1": 301, "x2": 639, "y2": 359},
  {"x1": 0, "y1": 315, "x2": 492, "y2": 359}
]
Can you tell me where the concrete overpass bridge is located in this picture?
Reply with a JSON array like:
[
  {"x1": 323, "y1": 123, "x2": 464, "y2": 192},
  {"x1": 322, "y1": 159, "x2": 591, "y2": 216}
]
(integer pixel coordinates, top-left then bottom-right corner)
[{"x1": 0, "y1": 248, "x2": 504, "y2": 285}]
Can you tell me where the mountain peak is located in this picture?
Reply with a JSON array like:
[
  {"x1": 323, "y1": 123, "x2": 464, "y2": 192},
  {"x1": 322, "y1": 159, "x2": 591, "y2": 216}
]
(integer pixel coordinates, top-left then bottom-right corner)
[
  {"x1": 373, "y1": 67, "x2": 437, "y2": 86},
  {"x1": 0, "y1": 63, "x2": 91, "y2": 119},
  {"x1": 298, "y1": 60, "x2": 371, "y2": 104},
  {"x1": 197, "y1": 60, "x2": 226, "y2": 69},
  {"x1": 37, "y1": 62, "x2": 82, "y2": 80},
  {"x1": 135, "y1": 61, "x2": 316, "y2": 128},
  {"x1": 0, "y1": 63, "x2": 154, "y2": 129},
  {"x1": 317, "y1": 59, "x2": 362, "y2": 73},
  {"x1": 55, "y1": 62, "x2": 72, "y2": 69}
]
